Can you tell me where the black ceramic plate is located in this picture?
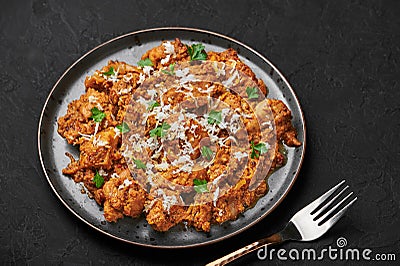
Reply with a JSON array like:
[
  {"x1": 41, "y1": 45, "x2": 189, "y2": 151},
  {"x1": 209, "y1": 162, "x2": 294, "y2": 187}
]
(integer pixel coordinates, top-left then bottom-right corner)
[{"x1": 38, "y1": 27, "x2": 306, "y2": 248}]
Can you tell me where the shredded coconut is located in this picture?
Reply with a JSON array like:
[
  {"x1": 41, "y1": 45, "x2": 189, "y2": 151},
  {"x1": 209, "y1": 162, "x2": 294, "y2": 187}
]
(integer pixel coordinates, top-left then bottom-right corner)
[
  {"x1": 213, "y1": 187, "x2": 220, "y2": 207},
  {"x1": 118, "y1": 178, "x2": 132, "y2": 190},
  {"x1": 138, "y1": 73, "x2": 146, "y2": 84},
  {"x1": 163, "y1": 41, "x2": 175, "y2": 54},
  {"x1": 93, "y1": 135, "x2": 108, "y2": 147},
  {"x1": 88, "y1": 95, "x2": 97, "y2": 103},
  {"x1": 222, "y1": 69, "x2": 239, "y2": 87},
  {"x1": 160, "y1": 54, "x2": 171, "y2": 65},
  {"x1": 98, "y1": 169, "x2": 107, "y2": 176},
  {"x1": 156, "y1": 189, "x2": 178, "y2": 214},
  {"x1": 113, "y1": 127, "x2": 121, "y2": 138},
  {"x1": 111, "y1": 172, "x2": 120, "y2": 179},
  {"x1": 155, "y1": 161, "x2": 169, "y2": 171},
  {"x1": 143, "y1": 66, "x2": 153, "y2": 76},
  {"x1": 234, "y1": 151, "x2": 248, "y2": 161}
]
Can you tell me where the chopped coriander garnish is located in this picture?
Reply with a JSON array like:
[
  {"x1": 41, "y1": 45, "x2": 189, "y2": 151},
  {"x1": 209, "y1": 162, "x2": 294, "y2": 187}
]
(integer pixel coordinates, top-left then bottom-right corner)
[
  {"x1": 161, "y1": 63, "x2": 175, "y2": 75},
  {"x1": 250, "y1": 141, "x2": 268, "y2": 159},
  {"x1": 137, "y1": 58, "x2": 154, "y2": 67},
  {"x1": 201, "y1": 146, "x2": 213, "y2": 161},
  {"x1": 246, "y1": 86, "x2": 259, "y2": 99},
  {"x1": 90, "y1": 107, "x2": 106, "y2": 123},
  {"x1": 149, "y1": 122, "x2": 171, "y2": 138},
  {"x1": 193, "y1": 179, "x2": 209, "y2": 193},
  {"x1": 147, "y1": 100, "x2": 160, "y2": 111},
  {"x1": 133, "y1": 159, "x2": 147, "y2": 169},
  {"x1": 102, "y1": 66, "x2": 116, "y2": 76},
  {"x1": 116, "y1": 122, "x2": 130, "y2": 133},
  {"x1": 92, "y1": 171, "x2": 104, "y2": 188},
  {"x1": 207, "y1": 110, "x2": 222, "y2": 125},
  {"x1": 187, "y1": 43, "x2": 207, "y2": 61}
]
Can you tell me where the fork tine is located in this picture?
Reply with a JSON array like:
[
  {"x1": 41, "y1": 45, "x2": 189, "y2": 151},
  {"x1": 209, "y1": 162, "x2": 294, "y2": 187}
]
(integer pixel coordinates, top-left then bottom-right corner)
[
  {"x1": 304, "y1": 180, "x2": 346, "y2": 214},
  {"x1": 312, "y1": 185, "x2": 349, "y2": 218},
  {"x1": 322, "y1": 197, "x2": 357, "y2": 227},
  {"x1": 317, "y1": 192, "x2": 354, "y2": 224}
]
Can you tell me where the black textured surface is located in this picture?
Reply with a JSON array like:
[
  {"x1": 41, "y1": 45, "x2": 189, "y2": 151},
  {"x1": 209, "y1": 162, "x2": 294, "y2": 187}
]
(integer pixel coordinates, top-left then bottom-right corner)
[{"x1": 1, "y1": 0, "x2": 399, "y2": 265}]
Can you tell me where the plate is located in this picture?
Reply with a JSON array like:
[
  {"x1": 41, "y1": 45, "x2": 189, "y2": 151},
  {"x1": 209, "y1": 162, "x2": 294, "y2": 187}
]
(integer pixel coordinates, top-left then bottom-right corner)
[{"x1": 38, "y1": 27, "x2": 306, "y2": 248}]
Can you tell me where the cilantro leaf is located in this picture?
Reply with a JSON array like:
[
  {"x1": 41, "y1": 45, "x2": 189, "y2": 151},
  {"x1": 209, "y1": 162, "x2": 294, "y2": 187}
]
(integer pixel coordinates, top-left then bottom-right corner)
[
  {"x1": 116, "y1": 122, "x2": 130, "y2": 133},
  {"x1": 161, "y1": 63, "x2": 175, "y2": 75},
  {"x1": 246, "y1": 87, "x2": 259, "y2": 99},
  {"x1": 193, "y1": 179, "x2": 209, "y2": 193},
  {"x1": 147, "y1": 100, "x2": 160, "y2": 111},
  {"x1": 207, "y1": 110, "x2": 222, "y2": 125},
  {"x1": 254, "y1": 143, "x2": 268, "y2": 154},
  {"x1": 250, "y1": 141, "x2": 269, "y2": 159},
  {"x1": 187, "y1": 43, "x2": 207, "y2": 61},
  {"x1": 137, "y1": 58, "x2": 154, "y2": 67},
  {"x1": 102, "y1": 66, "x2": 115, "y2": 76},
  {"x1": 90, "y1": 107, "x2": 106, "y2": 123},
  {"x1": 133, "y1": 159, "x2": 147, "y2": 169},
  {"x1": 149, "y1": 122, "x2": 171, "y2": 138},
  {"x1": 93, "y1": 171, "x2": 104, "y2": 188},
  {"x1": 201, "y1": 146, "x2": 213, "y2": 161},
  {"x1": 251, "y1": 148, "x2": 258, "y2": 159},
  {"x1": 250, "y1": 141, "x2": 259, "y2": 159}
]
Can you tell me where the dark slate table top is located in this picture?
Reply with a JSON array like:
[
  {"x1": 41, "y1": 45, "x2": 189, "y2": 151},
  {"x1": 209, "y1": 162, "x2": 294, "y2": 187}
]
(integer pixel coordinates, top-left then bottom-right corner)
[{"x1": 1, "y1": 0, "x2": 399, "y2": 265}]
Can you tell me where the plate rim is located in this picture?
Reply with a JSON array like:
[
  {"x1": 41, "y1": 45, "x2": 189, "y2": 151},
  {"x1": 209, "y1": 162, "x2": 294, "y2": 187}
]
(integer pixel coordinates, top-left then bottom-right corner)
[{"x1": 37, "y1": 27, "x2": 306, "y2": 248}]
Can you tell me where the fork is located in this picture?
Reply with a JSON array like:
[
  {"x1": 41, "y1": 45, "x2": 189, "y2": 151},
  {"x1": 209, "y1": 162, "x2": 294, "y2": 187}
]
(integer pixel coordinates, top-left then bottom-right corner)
[{"x1": 206, "y1": 180, "x2": 357, "y2": 266}]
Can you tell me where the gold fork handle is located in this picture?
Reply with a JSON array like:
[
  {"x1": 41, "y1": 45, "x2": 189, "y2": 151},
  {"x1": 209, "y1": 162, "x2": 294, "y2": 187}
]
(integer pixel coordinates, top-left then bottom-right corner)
[{"x1": 206, "y1": 233, "x2": 283, "y2": 266}]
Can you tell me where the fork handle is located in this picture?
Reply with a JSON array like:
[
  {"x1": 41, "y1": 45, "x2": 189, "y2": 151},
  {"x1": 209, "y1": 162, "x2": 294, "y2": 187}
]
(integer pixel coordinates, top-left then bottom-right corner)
[{"x1": 206, "y1": 233, "x2": 283, "y2": 266}]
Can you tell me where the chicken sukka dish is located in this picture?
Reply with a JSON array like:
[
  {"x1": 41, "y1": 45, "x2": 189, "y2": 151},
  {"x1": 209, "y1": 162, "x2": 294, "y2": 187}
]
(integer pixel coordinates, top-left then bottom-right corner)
[{"x1": 58, "y1": 38, "x2": 301, "y2": 232}]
